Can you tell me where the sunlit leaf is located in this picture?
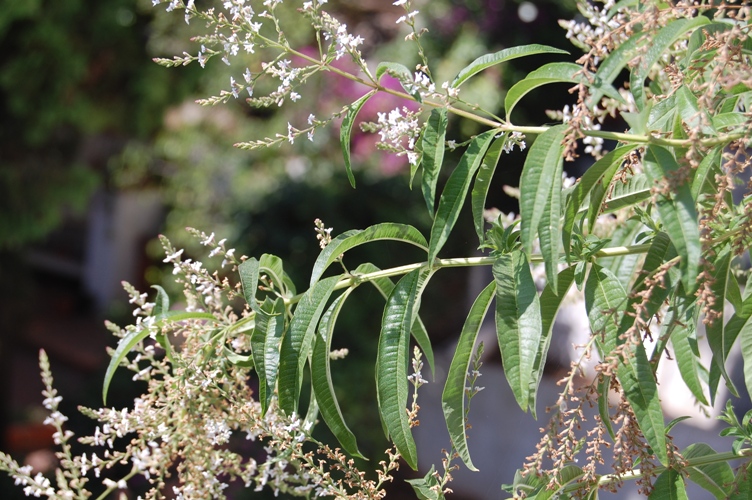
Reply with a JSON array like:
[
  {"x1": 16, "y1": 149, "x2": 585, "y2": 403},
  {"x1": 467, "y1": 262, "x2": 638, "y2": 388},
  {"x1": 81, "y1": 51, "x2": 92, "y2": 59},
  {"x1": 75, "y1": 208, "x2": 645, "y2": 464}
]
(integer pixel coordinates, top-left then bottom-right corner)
[
  {"x1": 311, "y1": 223, "x2": 428, "y2": 287},
  {"x1": 650, "y1": 469, "x2": 688, "y2": 500},
  {"x1": 471, "y1": 134, "x2": 507, "y2": 243},
  {"x1": 493, "y1": 251, "x2": 542, "y2": 412},
  {"x1": 683, "y1": 443, "x2": 734, "y2": 499},
  {"x1": 311, "y1": 289, "x2": 364, "y2": 458},
  {"x1": 428, "y1": 130, "x2": 496, "y2": 264},
  {"x1": 452, "y1": 44, "x2": 569, "y2": 88},
  {"x1": 442, "y1": 281, "x2": 495, "y2": 470},
  {"x1": 421, "y1": 108, "x2": 448, "y2": 216},
  {"x1": 340, "y1": 91, "x2": 376, "y2": 187},
  {"x1": 278, "y1": 275, "x2": 340, "y2": 415}
]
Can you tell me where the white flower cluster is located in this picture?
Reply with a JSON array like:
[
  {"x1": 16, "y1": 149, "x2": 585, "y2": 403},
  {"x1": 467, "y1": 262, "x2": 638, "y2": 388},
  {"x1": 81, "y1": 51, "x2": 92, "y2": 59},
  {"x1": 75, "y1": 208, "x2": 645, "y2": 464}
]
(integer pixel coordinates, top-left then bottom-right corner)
[
  {"x1": 559, "y1": 0, "x2": 629, "y2": 61},
  {"x1": 503, "y1": 131, "x2": 527, "y2": 153},
  {"x1": 375, "y1": 106, "x2": 423, "y2": 166},
  {"x1": 261, "y1": 59, "x2": 302, "y2": 107}
]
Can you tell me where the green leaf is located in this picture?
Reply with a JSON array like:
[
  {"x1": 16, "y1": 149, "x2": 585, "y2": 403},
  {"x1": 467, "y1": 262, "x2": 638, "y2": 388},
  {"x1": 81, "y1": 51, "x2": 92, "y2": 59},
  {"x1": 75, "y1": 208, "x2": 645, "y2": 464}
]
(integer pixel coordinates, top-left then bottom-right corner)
[
  {"x1": 471, "y1": 134, "x2": 507, "y2": 243},
  {"x1": 151, "y1": 285, "x2": 170, "y2": 316},
  {"x1": 505, "y1": 62, "x2": 622, "y2": 120},
  {"x1": 375, "y1": 62, "x2": 422, "y2": 102},
  {"x1": 532, "y1": 266, "x2": 576, "y2": 417},
  {"x1": 706, "y1": 248, "x2": 735, "y2": 402},
  {"x1": 102, "y1": 310, "x2": 217, "y2": 404},
  {"x1": 239, "y1": 257, "x2": 260, "y2": 310},
  {"x1": 586, "y1": 264, "x2": 628, "y2": 358},
  {"x1": 643, "y1": 146, "x2": 701, "y2": 292},
  {"x1": 712, "y1": 112, "x2": 749, "y2": 130},
  {"x1": 600, "y1": 173, "x2": 652, "y2": 214},
  {"x1": 598, "y1": 217, "x2": 643, "y2": 292},
  {"x1": 683, "y1": 443, "x2": 735, "y2": 499},
  {"x1": 376, "y1": 268, "x2": 432, "y2": 470},
  {"x1": 493, "y1": 251, "x2": 542, "y2": 412},
  {"x1": 259, "y1": 253, "x2": 287, "y2": 295},
  {"x1": 691, "y1": 147, "x2": 722, "y2": 203},
  {"x1": 278, "y1": 275, "x2": 340, "y2": 415},
  {"x1": 630, "y1": 16, "x2": 711, "y2": 110},
  {"x1": 428, "y1": 130, "x2": 496, "y2": 264},
  {"x1": 598, "y1": 374, "x2": 616, "y2": 440},
  {"x1": 421, "y1": 108, "x2": 448, "y2": 216},
  {"x1": 406, "y1": 466, "x2": 443, "y2": 500},
  {"x1": 355, "y1": 263, "x2": 435, "y2": 378},
  {"x1": 741, "y1": 314, "x2": 752, "y2": 401},
  {"x1": 666, "y1": 286, "x2": 708, "y2": 405},
  {"x1": 340, "y1": 91, "x2": 376, "y2": 188},
  {"x1": 564, "y1": 146, "x2": 633, "y2": 258},
  {"x1": 452, "y1": 44, "x2": 569, "y2": 88},
  {"x1": 311, "y1": 289, "x2": 364, "y2": 458},
  {"x1": 649, "y1": 469, "x2": 688, "y2": 500},
  {"x1": 252, "y1": 297, "x2": 286, "y2": 416},
  {"x1": 520, "y1": 124, "x2": 566, "y2": 257},
  {"x1": 538, "y1": 151, "x2": 563, "y2": 291},
  {"x1": 310, "y1": 223, "x2": 428, "y2": 287},
  {"x1": 442, "y1": 280, "x2": 495, "y2": 471},
  {"x1": 587, "y1": 30, "x2": 641, "y2": 107}
]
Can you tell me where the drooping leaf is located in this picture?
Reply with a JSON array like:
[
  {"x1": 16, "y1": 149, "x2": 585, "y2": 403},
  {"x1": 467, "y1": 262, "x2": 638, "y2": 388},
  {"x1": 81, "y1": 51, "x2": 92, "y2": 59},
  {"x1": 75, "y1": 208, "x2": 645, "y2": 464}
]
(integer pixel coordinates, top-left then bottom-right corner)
[
  {"x1": 311, "y1": 289, "x2": 364, "y2": 458},
  {"x1": 600, "y1": 173, "x2": 652, "y2": 214},
  {"x1": 252, "y1": 297, "x2": 286, "y2": 415},
  {"x1": 691, "y1": 146, "x2": 722, "y2": 203},
  {"x1": 103, "y1": 310, "x2": 217, "y2": 404},
  {"x1": 310, "y1": 223, "x2": 428, "y2": 287},
  {"x1": 666, "y1": 286, "x2": 708, "y2": 405},
  {"x1": 151, "y1": 285, "x2": 174, "y2": 361},
  {"x1": 740, "y1": 313, "x2": 752, "y2": 401},
  {"x1": 375, "y1": 62, "x2": 422, "y2": 102},
  {"x1": 471, "y1": 134, "x2": 507, "y2": 243},
  {"x1": 643, "y1": 146, "x2": 701, "y2": 292},
  {"x1": 598, "y1": 217, "x2": 643, "y2": 292},
  {"x1": 630, "y1": 16, "x2": 711, "y2": 110},
  {"x1": 340, "y1": 91, "x2": 376, "y2": 187},
  {"x1": 598, "y1": 374, "x2": 616, "y2": 440},
  {"x1": 239, "y1": 257, "x2": 260, "y2": 310},
  {"x1": 442, "y1": 281, "x2": 495, "y2": 471},
  {"x1": 706, "y1": 247, "x2": 735, "y2": 402},
  {"x1": 505, "y1": 62, "x2": 622, "y2": 120},
  {"x1": 564, "y1": 146, "x2": 633, "y2": 259},
  {"x1": 538, "y1": 151, "x2": 563, "y2": 291},
  {"x1": 354, "y1": 263, "x2": 435, "y2": 377},
  {"x1": 406, "y1": 466, "x2": 443, "y2": 500},
  {"x1": 649, "y1": 469, "x2": 688, "y2": 500},
  {"x1": 278, "y1": 275, "x2": 340, "y2": 415},
  {"x1": 421, "y1": 108, "x2": 448, "y2": 216},
  {"x1": 259, "y1": 253, "x2": 287, "y2": 295},
  {"x1": 376, "y1": 268, "x2": 432, "y2": 470},
  {"x1": 519, "y1": 125, "x2": 566, "y2": 258},
  {"x1": 587, "y1": 30, "x2": 641, "y2": 108},
  {"x1": 493, "y1": 251, "x2": 542, "y2": 412},
  {"x1": 452, "y1": 44, "x2": 569, "y2": 88},
  {"x1": 683, "y1": 443, "x2": 735, "y2": 499},
  {"x1": 531, "y1": 266, "x2": 576, "y2": 417},
  {"x1": 428, "y1": 130, "x2": 496, "y2": 264},
  {"x1": 586, "y1": 263, "x2": 668, "y2": 465}
]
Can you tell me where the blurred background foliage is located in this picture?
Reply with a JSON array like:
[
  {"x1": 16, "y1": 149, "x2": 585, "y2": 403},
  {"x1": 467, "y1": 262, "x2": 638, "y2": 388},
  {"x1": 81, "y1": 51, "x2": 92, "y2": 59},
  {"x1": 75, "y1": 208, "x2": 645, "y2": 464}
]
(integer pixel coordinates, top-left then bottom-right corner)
[{"x1": 0, "y1": 0, "x2": 577, "y2": 496}]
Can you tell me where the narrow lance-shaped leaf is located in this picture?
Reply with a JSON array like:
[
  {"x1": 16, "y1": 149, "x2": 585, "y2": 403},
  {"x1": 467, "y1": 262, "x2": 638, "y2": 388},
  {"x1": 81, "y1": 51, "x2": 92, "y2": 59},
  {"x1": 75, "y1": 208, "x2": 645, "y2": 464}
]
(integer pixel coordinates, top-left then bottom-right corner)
[
  {"x1": 683, "y1": 443, "x2": 735, "y2": 499},
  {"x1": 452, "y1": 44, "x2": 569, "y2": 88},
  {"x1": 649, "y1": 469, "x2": 688, "y2": 500},
  {"x1": 706, "y1": 247, "x2": 735, "y2": 403},
  {"x1": 442, "y1": 280, "x2": 495, "y2": 471},
  {"x1": 278, "y1": 275, "x2": 341, "y2": 415},
  {"x1": 585, "y1": 264, "x2": 668, "y2": 466},
  {"x1": 375, "y1": 62, "x2": 422, "y2": 102},
  {"x1": 630, "y1": 16, "x2": 711, "y2": 110},
  {"x1": 538, "y1": 152, "x2": 563, "y2": 291},
  {"x1": 151, "y1": 285, "x2": 174, "y2": 362},
  {"x1": 471, "y1": 134, "x2": 507, "y2": 243},
  {"x1": 354, "y1": 262, "x2": 435, "y2": 377},
  {"x1": 493, "y1": 251, "x2": 542, "y2": 412},
  {"x1": 562, "y1": 145, "x2": 633, "y2": 258},
  {"x1": 505, "y1": 62, "x2": 622, "y2": 120},
  {"x1": 103, "y1": 310, "x2": 217, "y2": 404},
  {"x1": 239, "y1": 257, "x2": 260, "y2": 311},
  {"x1": 311, "y1": 289, "x2": 364, "y2": 458},
  {"x1": 530, "y1": 266, "x2": 576, "y2": 417},
  {"x1": 428, "y1": 130, "x2": 496, "y2": 264},
  {"x1": 252, "y1": 297, "x2": 286, "y2": 416},
  {"x1": 421, "y1": 108, "x2": 448, "y2": 217},
  {"x1": 340, "y1": 91, "x2": 376, "y2": 188},
  {"x1": 643, "y1": 146, "x2": 701, "y2": 292},
  {"x1": 665, "y1": 285, "x2": 708, "y2": 405},
  {"x1": 376, "y1": 268, "x2": 432, "y2": 470},
  {"x1": 519, "y1": 124, "x2": 566, "y2": 257},
  {"x1": 691, "y1": 146, "x2": 722, "y2": 202},
  {"x1": 259, "y1": 254, "x2": 287, "y2": 296},
  {"x1": 310, "y1": 223, "x2": 428, "y2": 287}
]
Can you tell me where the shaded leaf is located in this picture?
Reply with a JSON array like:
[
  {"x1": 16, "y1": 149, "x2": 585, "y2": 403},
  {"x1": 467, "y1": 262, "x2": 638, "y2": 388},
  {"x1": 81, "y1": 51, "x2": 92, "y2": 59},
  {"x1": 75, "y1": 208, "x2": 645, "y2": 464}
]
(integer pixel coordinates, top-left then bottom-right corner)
[
  {"x1": 683, "y1": 443, "x2": 734, "y2": 499},
  {"x1": 493, "y1": 251, "x2": 542, "y2": 412},
  {"x1": 666, "y1": 286, "x2": 708, "y2": 405},
  {"x1": 252, "y1": 297, "x2": 286, "y2": 415},
  {"x1": 428, "y1": 130, "x2": 496, "y2": 264},
  {"x1": 649, "y1": 469, "x2": 688, "y2": 500},
  {"x1": 239, "y1": 257, "x2": 260, "y2": 310},
  {"x1": 442, "y1": 280, "x2": 495, "y2": 470},
  {"x1": 452, "y1": 44, "x2": 569, "y2": 88}
]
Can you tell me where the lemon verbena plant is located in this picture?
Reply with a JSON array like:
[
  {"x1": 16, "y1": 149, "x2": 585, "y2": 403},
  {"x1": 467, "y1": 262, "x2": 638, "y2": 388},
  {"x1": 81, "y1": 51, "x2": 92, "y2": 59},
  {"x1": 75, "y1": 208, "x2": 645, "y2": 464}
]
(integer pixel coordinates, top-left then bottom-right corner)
[{"x1": 3, "y1": 0, "x2": 752, "y2": 498}]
